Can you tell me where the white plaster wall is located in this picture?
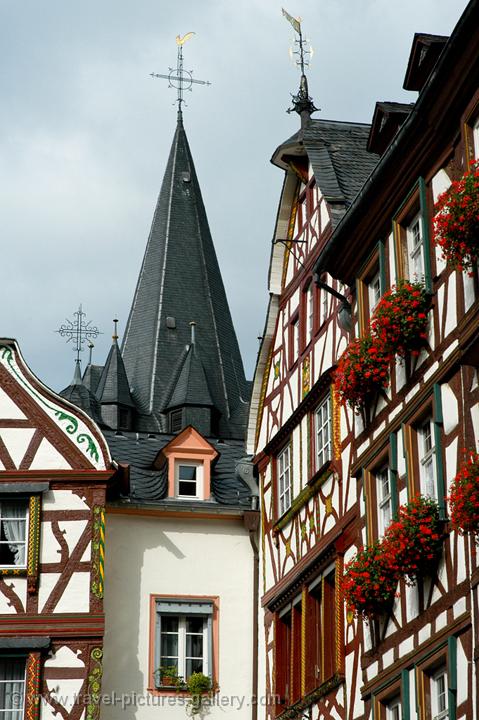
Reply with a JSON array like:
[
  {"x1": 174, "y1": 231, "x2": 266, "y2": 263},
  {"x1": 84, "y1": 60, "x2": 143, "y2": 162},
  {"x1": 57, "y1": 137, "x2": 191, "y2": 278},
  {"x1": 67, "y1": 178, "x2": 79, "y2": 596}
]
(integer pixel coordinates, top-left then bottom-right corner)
[{"x1": 102, "y1": 514, "x2": 254, "y2": 720}]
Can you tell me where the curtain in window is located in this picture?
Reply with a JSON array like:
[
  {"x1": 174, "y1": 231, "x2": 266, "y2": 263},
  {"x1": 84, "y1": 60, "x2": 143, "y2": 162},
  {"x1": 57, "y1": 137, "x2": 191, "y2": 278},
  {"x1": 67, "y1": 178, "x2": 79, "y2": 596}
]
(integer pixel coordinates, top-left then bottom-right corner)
[
  {"x1": 0, "y1": 657, "x2": 25, "y2": 719},
  {"x1": 2, "y1": 503, "x2": 27, "y2": 567}
]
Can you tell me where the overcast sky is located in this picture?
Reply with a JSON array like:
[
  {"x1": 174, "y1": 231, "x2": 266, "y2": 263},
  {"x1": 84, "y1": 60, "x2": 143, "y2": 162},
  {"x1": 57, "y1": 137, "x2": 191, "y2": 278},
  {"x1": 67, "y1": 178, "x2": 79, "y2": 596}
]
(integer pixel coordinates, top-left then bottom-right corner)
[{"x1": 0, "y1": 0, "x2": 470, "y2": 392}]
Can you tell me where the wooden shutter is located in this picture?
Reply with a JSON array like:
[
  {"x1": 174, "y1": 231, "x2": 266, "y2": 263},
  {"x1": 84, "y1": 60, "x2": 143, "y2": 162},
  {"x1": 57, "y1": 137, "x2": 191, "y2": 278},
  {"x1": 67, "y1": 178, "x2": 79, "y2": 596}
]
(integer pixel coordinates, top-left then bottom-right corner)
[
  {"x1": 433, "y1": 384, "x2": 446, "y2": 518},
  {"x1": 419, "y1": 177, "x2": 433, "y2": 292},
  {"x1": 322, "y1": 571, "x2": 336, "y2": 681}
]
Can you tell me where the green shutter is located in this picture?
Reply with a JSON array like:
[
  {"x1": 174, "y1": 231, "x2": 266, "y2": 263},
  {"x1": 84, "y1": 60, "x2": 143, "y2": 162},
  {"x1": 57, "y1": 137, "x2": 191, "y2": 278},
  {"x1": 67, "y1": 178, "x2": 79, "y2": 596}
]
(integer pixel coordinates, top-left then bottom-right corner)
[
  {"x1": 448, "y1": 635, "x2": 457, "y2": 720},
  {"x1": 389, "y1": 432, "x2": 399, "y2": 517},
  {"x1": 433, "y1": 384, "x2": 446, "y2": 518},
  {"x1": 419, "y1": 177, "x2": 433, "y2": 292},
  {"x1": 378, "y1": 240, "x2": 387, "y2": 294},
  {"x1": 401, "y1": 668, "x2": 410, "y2": 720}
]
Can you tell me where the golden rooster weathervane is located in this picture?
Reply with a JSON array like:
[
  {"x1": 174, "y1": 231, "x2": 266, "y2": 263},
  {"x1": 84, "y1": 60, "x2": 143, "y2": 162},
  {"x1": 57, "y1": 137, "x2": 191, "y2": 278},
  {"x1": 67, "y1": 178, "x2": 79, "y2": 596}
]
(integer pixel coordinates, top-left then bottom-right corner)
[{"x1": 150, "y1": 32, "x2": 211, "y2": 113}]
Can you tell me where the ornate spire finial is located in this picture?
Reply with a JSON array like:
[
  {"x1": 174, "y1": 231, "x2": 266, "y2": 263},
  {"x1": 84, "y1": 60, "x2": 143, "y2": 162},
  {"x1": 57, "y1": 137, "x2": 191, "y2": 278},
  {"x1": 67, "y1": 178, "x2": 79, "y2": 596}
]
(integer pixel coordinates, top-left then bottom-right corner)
[
  {"x1": 88, "y1": 342, "x2": 94, "y2": 366},
  {"x1": 189, "y1": 321, "x2": 196, "y2": 346},
  {"x1": 112, "y1": 319, "x2": 119, "y2": 343},
  {"x1": 56, "y1": 305, "x2": 102, "y2": 367},
  {"x1": 282, "y1": 8, "x2": 318, "y2": 122},
  {"x1": 150, "y1": 33, "x2": 211, "y2": 117}
]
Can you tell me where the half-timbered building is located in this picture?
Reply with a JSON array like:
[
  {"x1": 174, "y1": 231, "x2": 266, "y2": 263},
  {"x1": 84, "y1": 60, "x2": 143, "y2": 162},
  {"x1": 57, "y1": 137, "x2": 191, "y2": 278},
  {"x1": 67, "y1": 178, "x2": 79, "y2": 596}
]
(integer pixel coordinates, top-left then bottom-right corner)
[
  {"x1": 249, "y1": 2, "x2": 479, "y2": 719},
  {"x1": 0, "y1": 338, "x2": 117, "y2": 720}
]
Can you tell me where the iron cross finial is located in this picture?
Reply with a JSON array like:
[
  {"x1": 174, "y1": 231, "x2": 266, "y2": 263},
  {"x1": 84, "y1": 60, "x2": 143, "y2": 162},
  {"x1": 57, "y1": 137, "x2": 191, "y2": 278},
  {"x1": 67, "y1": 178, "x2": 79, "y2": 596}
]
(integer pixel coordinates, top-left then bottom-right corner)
[
  {"x1": 56, "y1": 305, "x2": 102, "y2": 366},
  {"x1": 150, "y1": 32, "x2": 211, "y2": 113}
]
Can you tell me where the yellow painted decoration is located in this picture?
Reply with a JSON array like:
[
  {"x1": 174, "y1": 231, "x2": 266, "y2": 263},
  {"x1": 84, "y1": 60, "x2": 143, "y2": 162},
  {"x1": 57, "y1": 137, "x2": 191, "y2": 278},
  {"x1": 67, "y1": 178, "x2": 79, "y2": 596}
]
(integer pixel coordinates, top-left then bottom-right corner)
[
  {"x1": 302, "y1": 356, "x2": 311, "y2": 398},
  {"x1": 346, "y1": 609, "x2": 354, "y2": 625},
  {"x1": 325, "y1": 496, "x2": 333, "y2": 516},
  {"x1": 332, "y1": 384, "x2": 341, "y2": 460}
]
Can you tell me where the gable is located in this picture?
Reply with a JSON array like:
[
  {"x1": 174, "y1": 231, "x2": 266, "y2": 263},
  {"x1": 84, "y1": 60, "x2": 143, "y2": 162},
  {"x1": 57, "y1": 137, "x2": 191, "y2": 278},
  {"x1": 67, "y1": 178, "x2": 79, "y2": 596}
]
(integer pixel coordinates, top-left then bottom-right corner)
[{"x1": 0, "y1": 341, "x2": 110, "y2": 471}]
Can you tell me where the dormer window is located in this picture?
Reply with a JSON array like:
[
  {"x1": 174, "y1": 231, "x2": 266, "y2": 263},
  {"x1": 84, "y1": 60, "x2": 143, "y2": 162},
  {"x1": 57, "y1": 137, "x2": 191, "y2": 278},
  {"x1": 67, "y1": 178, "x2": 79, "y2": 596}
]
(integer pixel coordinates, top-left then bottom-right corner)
[
  {"x1": 170, "y1": 409, "x2": 183, "y2": 433},
  {"x1": 176, "y1": 462, "x2": 202, "y2": 499}
]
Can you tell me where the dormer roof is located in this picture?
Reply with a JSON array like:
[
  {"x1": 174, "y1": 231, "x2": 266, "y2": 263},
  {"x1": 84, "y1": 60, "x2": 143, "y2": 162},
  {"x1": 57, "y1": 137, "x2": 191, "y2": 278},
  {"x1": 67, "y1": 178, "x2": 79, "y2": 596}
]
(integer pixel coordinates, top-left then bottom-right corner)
[
  {"x1": 367, "y1": 102, "x2": 415, "y2": 156},
  {"x1": 403, "y1": 33, "x2": 449, "y2": 92}
]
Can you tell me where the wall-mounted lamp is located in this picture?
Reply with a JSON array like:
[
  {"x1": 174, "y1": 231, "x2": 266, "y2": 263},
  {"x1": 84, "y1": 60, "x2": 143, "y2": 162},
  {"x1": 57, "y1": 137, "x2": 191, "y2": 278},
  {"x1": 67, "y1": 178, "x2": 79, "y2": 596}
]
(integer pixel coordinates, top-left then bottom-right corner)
[{"x1": 314, "y1": 273, "x2": 352, "y2": 333}]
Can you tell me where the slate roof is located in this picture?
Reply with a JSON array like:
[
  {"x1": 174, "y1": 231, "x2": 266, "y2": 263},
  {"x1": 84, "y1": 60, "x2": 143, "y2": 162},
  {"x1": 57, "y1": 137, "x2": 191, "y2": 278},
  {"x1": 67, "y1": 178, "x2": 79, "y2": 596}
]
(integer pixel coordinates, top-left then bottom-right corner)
[
  {"x1": 121, "y1": 113, "x2": 249, "y2": 438},
  {"x1": 82, "y1": 364, "x2": 103, "y2": 395},
  {"x1": 59, "y1": 364, "x2": 104, "y2": 426},
  {"x1": 164, "y1": 344, "x2": 214, "y2": 411},
  {"x1": 96, "y1": 340, "x2": 135, "y2": 408},
  {"x1": 104, "y1": 430, "x2": 251, "y2": 506},
  {"x1": 303, "y1": 119, "x2": 380, "y2": 208},
  {"x1": 272, "y1": 118, "x2": 380, "y2": 227}
]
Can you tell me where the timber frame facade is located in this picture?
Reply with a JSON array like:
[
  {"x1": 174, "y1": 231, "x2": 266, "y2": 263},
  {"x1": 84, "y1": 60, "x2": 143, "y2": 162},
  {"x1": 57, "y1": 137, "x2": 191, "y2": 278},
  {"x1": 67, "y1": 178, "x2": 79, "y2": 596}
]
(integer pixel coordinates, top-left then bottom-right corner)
[
  {"x1": 0, "y1": 339, "x2": 118, "y2": 720},
  {"x1": 249, "y1": 2, "x2": 479, "y2": 719}
]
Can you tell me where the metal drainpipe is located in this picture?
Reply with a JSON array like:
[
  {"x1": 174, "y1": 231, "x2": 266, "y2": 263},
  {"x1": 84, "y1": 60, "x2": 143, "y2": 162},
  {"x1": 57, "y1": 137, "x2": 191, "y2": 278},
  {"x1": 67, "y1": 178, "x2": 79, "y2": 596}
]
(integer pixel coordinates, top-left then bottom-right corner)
[{"x1": 244, "y1": 509, "x2": 260, "y2": 720}]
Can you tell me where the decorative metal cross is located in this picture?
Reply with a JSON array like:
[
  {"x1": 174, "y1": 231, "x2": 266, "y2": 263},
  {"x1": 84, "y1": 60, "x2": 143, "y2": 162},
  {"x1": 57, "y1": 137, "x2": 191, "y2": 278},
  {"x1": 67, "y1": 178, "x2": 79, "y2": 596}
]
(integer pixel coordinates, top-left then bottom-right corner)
[
  {"x1": 56, "y1": 305, "x2": 102, "y2": 365},
  {"x1": 150, "y1": 32, "x2": 211, "y2": 112},
  {"x1": 282, "y1": 8, "x2": 317, "y2": 116}
]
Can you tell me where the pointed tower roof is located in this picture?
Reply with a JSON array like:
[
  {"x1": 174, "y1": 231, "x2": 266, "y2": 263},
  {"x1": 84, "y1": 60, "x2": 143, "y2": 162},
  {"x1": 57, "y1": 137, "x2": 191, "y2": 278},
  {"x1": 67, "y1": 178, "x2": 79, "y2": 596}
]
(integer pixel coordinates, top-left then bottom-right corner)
[
  {"x1": 59, "y1": 362, "x2": 104, "y2": 426},
  {"x1": 164, "y1": 342, "x2": 214, "y2": 411},
  {"x1": 96, "y1": 322, "x2": 135, "y2": 407},
  {"x1": 121, "y1": 115, "x2": 248, "y2": 438}
]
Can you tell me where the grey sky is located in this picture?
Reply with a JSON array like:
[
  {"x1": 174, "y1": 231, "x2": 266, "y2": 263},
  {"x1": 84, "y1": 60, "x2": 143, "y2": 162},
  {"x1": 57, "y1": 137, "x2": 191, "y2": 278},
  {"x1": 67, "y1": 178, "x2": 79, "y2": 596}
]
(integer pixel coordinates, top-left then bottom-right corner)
[{"x1": 0, "y1": 0, "x2": 469, "y2": 392}]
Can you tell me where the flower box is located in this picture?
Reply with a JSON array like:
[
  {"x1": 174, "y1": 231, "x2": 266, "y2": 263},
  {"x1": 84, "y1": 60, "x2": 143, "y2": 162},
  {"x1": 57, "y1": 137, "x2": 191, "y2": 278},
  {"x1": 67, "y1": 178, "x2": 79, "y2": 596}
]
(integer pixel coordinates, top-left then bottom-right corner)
[
  {"x1": 333, "y1": 335, "x2": 390, "y2": 413},
  {"x1": 371, "y1": 281, "x2": 430, "y2": 358},
  {"x1": 433, "y1": 161, "x2": 479, "y2": 273},
  {"x1": 343, "y1": 542, "x2": 398, "y2": 620},
  {"x1": 449, "y1": 451, "x2": 479, "y2": 534}
]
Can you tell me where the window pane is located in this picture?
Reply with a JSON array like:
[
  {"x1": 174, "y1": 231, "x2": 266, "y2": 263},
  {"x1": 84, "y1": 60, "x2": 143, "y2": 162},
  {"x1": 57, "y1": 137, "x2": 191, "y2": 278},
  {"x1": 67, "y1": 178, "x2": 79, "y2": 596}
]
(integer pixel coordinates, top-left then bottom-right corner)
[
  {"x1": 161, "y1": 633, "x2": 179, "y2": 657},
  {"x1": 0, "y1": 657, "x2": 25, "y2": 713},
  {"x1": 187, "y1": 617, "x2": 203, "y2": 634},
  {"x1": 186, "y1": 658, "x2": 203, "y2": 678},
  {"x1": 179, "y1": 466, "x2": 196, "y2": 481},
  {"x1": 162, "y1": 616, "x2": 179, "y2": 633},
  {"x1": 178, "y1": 481, "x2": 197, "y2": 497},
  {"x1": 186, "y1": 633, "x2": 203, "y2": 659}
]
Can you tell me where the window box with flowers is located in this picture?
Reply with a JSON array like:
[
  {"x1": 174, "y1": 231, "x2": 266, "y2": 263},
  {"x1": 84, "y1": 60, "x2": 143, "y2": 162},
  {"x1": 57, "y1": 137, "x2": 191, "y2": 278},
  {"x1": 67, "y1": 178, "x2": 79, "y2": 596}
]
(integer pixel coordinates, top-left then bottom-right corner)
[
  {"x1": 370, "y1": 281, "x2": 431, "y2": 358},
  {"x1": 334, "y1": 281, "x2": 430, "y2": 414},
  {"x1": 343, "y1": 495, "x2": 443, "y2": 619},
  {"x1": 449, "y1": 450, "x2": 479, "y2": 535},
  {"x1": 433, "y1": 160, "x2": 479, "y2": 273},
  {"x1": 333, "y1": 335, "x2": 390, "y2": 414}
]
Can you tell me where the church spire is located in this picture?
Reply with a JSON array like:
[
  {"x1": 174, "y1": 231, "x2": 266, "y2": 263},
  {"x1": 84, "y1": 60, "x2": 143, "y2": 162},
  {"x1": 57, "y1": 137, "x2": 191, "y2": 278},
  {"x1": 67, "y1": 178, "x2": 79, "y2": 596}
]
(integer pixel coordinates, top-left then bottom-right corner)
[{"x1": 121, "y1": 112, "x2": 248, "y2": 439}]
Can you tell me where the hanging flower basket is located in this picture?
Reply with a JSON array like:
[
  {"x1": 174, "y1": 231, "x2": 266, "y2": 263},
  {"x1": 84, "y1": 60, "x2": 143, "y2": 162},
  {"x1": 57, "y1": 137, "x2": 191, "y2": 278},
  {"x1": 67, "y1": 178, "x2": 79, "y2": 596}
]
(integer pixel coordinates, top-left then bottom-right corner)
[
  {"x1": 433, "y1": 161, "x2": 479, "y2": 274},
  {"x1": 343, "y1": 541, "x2": 398, "y2": 620},
  {"x1": 449, "y1": 451, "x2": 479, "y2": 534},
  {"x1": 371, "y1": 281, "x2": 430, "y2": 358},
  {"x1": 382, "y1": 495, "x2": 443, "y2": 583},
  {"x1": 333, "y1": 335, "x2": 390, "y2": 413}
]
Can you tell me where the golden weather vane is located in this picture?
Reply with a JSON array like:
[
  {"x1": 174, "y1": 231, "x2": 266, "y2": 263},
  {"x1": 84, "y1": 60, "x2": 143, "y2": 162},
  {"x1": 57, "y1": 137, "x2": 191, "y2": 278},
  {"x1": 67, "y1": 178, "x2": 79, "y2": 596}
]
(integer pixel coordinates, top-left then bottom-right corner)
[
  {"x1": 150, "y1": 32, "x2": 211, "y2": 112},
  {"x1": 282, "y1": 8, "x2": 318, "y2": 117}
]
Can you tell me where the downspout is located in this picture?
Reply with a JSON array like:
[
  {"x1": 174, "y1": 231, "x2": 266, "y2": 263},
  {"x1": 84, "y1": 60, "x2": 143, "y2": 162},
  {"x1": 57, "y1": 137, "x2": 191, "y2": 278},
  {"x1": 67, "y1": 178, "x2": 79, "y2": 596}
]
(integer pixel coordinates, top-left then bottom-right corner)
[{"x1": 244, "y1": 509, "x2": 260, "y2": 720}]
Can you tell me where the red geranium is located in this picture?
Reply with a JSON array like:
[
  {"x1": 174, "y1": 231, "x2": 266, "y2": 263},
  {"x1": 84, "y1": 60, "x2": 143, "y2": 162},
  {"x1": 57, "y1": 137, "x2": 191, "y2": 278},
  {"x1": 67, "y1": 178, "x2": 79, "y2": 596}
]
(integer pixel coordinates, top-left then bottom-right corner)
[
  {"x1": 449, "y1": 451, "x2": 479, "y2": 534},
  {"x1": 433, "y1": 161, "x2": 479, "y2": 273},
  {"x1": 382, "y1": 494, "x2": 443, "y2": 583},
  {"x1": 343, "y1": 542, "x2": 398, "y2": 619},
  {"x1": 333, "y1": 335, "x2": 390, "y2": 413},
  {"x1": 371, "y1": 281, "x2": 430, "y2": 358}
]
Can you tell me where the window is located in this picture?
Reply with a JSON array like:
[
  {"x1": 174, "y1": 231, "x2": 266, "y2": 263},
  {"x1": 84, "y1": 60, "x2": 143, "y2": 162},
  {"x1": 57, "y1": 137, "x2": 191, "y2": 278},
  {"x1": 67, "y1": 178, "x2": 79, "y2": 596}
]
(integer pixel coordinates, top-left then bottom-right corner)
[
  {"x1": 277, "y1": 445, "x2": 292, "y2": 516},
  {"x1": 291, "y1": 317, "x2": 299, "y2": 363},
  {"x1": 473, "y1": 117, "x2": 479, "y2": 159},
  {"x1": 407, "y1": 213, "x2": 425, "y2": 280},
  {"x1": 154, "y1": 599, "x2": 214, "y2": 687},
  {"x1": 386, "y1": 697, "x2": 401, "y2": 720},
  {"x1": 275, "y1": 565, "x2": 338, "y2": 711},
  {"x1": 431, "y1": 668, "x2": 448, "y2": 720},
  {"x1": 170, "y1": 409, "x2": 183, "y2": 433},
  {"x1": 175, "y1": 462, "x2": 202, "y2": 499},
  {"x1": 314, "y1": 396, "x2": 331, "y2": 471},
  {"x1": 418, "y1": 417, "x2": 437, "y2": 499},
  {"x1": 0, "y1": 500, "x2": 28, "y2": 568},
  {"x1": 368, "y1": 270, "x2": 382, "y2": 313},
  {"x1": 305, "y1": 284, "x2": 314, "y2": 344},
  {"x1": 0, "y1": 657, "x2": 25, "y2": 718},
  {"x1": 377, "y1": 466, "x2": 392, "y2": 537}
]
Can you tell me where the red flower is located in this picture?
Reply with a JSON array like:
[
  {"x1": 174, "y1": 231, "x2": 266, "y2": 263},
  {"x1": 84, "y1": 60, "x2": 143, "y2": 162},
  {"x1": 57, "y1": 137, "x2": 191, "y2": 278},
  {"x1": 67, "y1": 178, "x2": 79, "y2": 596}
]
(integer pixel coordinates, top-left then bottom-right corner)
[{"x1": 449, "y1": 451, "x2": 479, "y2": 534}]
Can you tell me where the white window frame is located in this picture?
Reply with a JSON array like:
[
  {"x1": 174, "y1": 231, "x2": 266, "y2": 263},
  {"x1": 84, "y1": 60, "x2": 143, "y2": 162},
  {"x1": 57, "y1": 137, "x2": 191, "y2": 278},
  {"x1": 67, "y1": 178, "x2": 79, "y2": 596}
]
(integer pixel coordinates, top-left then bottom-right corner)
[
  {"x1": 406, "y1": 213, "x2": 425, "y2": 281},
  {"x1": 292, "y1": 318, "x2": 299, "y2": 361},
  {"x1": 431, "y1": 667, "x2": 449, "y2": 720},
  {"x1": 0, "y1": 656, "x2": 26, "y2": 717},
  {"x1": 473, "y1": 117, "x2": 479, "y2": 159},
  {"x1": 386, "y1": 696, "x2": 401, "y2": 720},
  {"x1": 0, "y1": 499, "x2": 29, "y2": 570},
  {"x1": 156, "y1": 606, "x2": 212, "y2": 685},
  {"x1": 418, "y1": 418, "x2": 437, "y2": 499},
  {"x1": 368, "y1": 270, "x2": 381, "y2": 314},
  {"x1": 175, "y1": 461, "x2": 203, "y2": 500},
  {"x1": 306, "y1": 285, "x2": 314, "y2": 344},
  {"x1": 278, "y1": 444, "x2": 292, "y2": 517},
  {"x1": 377, "y1": 466, "x2": 392, "y2": 537},
  {"x1": 314, "y1": 396, "x2": 332, "y2": 470}
]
